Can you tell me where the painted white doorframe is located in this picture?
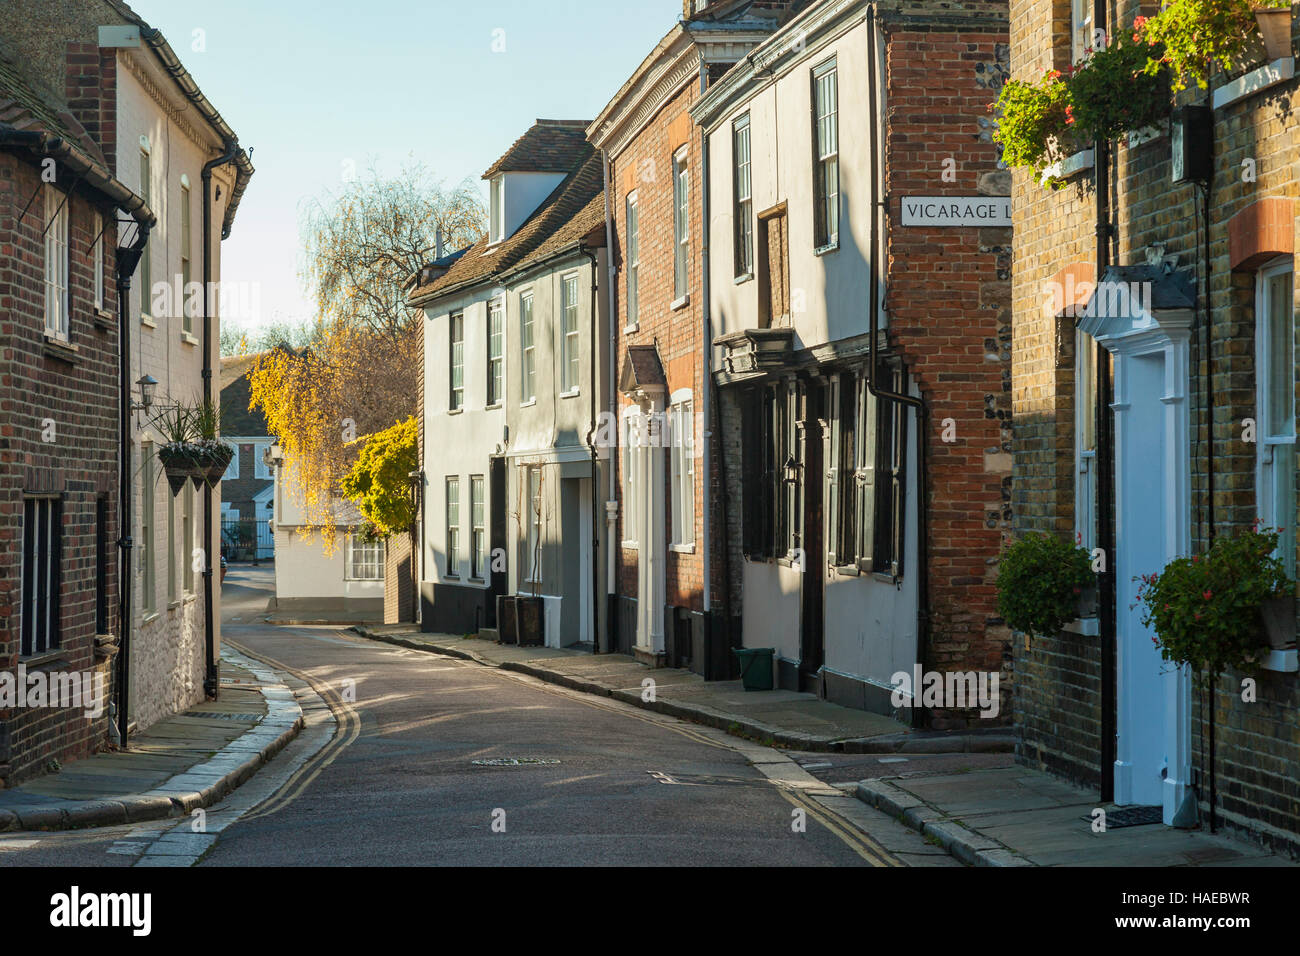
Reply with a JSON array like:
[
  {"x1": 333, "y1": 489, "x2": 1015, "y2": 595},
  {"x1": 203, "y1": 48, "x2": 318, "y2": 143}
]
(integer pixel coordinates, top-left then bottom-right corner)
[
  {"x1": 1083, "y1": 301, "x2": 1194, "y2": 824},
  {"x1": 578, "y1": 478, "x2": 592, "y2": 645},
  {"x1": 635, "y1": 399, "x2": 666, "y2": 656}
]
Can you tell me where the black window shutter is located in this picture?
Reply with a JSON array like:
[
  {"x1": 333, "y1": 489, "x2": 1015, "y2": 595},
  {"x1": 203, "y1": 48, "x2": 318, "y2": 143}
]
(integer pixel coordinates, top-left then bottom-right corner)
[
  {"x1": 890, "y1": 368, "x2": 908, "y2": 577},
  {"x1": 856, "y1": 375, "x2": 877, "y2": 572}
]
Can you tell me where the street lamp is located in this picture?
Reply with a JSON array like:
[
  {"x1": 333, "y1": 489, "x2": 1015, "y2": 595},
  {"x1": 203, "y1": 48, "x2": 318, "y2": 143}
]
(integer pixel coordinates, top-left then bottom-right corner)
[{"x1": 134, "y1": 374, "x2": 158, "y2": 411}]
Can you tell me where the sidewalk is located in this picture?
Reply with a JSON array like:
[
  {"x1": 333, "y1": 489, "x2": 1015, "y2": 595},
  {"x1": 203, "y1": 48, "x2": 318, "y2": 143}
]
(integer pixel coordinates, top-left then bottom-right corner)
[
  {"x1": 0, "y1": 646, "x2": 302, "y2": 832},
  {"x1": 351, "y1": 624, "x2": 1015, "y2": 754},
  {"x1": 856, "y1": 766, "x2": 1298, "y2": 867}
]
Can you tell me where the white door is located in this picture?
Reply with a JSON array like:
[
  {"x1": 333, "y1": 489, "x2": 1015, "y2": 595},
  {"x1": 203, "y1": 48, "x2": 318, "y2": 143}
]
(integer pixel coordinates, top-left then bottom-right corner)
[
  {"x1": 635, "y1": 407, "x2": 666, "y2": 655},
  {"x1": 1111, "y1": 341, "x2": 1193, "y2": 822}
]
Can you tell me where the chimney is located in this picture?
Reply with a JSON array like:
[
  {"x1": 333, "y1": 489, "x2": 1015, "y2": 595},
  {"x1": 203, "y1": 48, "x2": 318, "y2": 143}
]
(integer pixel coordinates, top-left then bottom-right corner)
[{"x1": 435, "y1": 227, "x2": 445, "y2": 261}]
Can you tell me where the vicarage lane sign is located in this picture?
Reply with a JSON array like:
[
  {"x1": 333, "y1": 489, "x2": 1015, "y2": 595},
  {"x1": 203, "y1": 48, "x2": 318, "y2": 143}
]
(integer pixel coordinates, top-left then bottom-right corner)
[{"x1": 899, "y1": 196, "x2": 1012, "y2": 227}]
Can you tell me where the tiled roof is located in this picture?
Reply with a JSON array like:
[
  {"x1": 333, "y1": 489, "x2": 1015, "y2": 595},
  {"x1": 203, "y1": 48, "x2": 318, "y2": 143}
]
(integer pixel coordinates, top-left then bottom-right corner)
[
  {"x1": 410, "y1": 129, "x2": 605, "y2": 304},
  {"x1": 0, "y1": 43, "x2": 109, "y2": 170},
  {"x1": 482, "y1": 119, "x2": 591, "y2": 179},
  {"x1": 620, "y1": 345, "x2": 668, "y2": 394},
  {"x1": 219, "y1": 353, "x2": 270, "y2": 437}
]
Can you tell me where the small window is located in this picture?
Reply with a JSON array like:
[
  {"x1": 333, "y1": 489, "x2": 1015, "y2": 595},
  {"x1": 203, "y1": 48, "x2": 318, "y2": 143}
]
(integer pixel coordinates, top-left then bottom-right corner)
[
  {"x1": 180, "y1": 180, "x2": 193, "y2": 334},
  {"x1": 812, "y1": 59, "x2": 840, "y2": 250},
  {"x1": 254, "y1": 444, "x2": 273, "y2": 480},
  {"x1": 1071, "y1": 0, "x2": 1094, "y2": 65},
  {"x1": 471, "y1": 475, "x2": 486, "y2": 580},
  {"x1": 141, "y1": 442, "x2": 156, "y2": 612},
  {"x1": 139, "y1": 148, "x2": 152, "y2": 318},
  {"x1": 626, "y1": 192, "x2": 640, "y2": 326},
  {"x1": 224, "y1": 445, "x2": 240, "y2": 481},
  {"x1": 21, "y1": 497, "x2": 62, "y2": 657},
  {"x1": 520, "y1": 292, "x2": 536, "y2": 403},
  {"x1": 734, "y1": 114, "x2": 753, "y2": 277},
  {"x1": 44, "y1": 187, "x2": 69, "y2": 340},
  {"x1": 93, "y1": 210, "x2": 105, "y2": 313},
  {"x1": 446, "y1": 477, "x2": 460, "y2": 577},
  {"x1": 670, "y1": 398, "x2": 696, "y2": 547},
  {"x1": 490, "y1": 176, "x2": 505, "y2": 243},
  {"x1": 182, "y1": 485, "x2": 195, "y2": 593},
  {"x1": 525, "y1": 465, "x2": 542, "y2": 583},
  {"x1": 561, "y1": 274, "x2": 580, "y2": 393},
  {"x1": 487, "y1": 299, "x2": 504, "y2": 406},
  {"x1": 673, "y1": 149, "x2": 690, "y2": 301},
  {"x1": 346, "y1": 534, "x2": 384, "y2": 581},
  {"x1": 449, "y1": 312, "x2": 464, "y2": 411},
  {"x1": 622, "y1": 409, "x2": 640, "y2": 548}
]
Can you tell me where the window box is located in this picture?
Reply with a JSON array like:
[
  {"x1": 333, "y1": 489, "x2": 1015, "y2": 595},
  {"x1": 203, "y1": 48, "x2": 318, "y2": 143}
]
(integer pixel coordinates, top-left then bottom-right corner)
[{"x1": 1212, "y1": 56, "x2": 1295, "y2": 110}]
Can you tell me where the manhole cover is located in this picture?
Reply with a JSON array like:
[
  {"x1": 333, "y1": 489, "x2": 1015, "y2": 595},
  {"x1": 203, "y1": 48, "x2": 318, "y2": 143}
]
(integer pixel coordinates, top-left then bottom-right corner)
[
  {"x1": 1086, "y1": 805, "x2": 1163, "y2": 829},
  {"x1": 471, "y1": 757, "x2": 560, "y2": 766}
]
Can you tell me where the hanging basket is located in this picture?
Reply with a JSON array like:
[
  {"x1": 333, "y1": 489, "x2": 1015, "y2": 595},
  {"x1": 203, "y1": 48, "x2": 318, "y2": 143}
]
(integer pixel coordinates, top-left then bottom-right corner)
[
  {"x1": 192, "y1": 441, "x2": 234, "y2": 489},
  {"x1": 158, "y1": 443, "x2": 206, "y2": 497}
]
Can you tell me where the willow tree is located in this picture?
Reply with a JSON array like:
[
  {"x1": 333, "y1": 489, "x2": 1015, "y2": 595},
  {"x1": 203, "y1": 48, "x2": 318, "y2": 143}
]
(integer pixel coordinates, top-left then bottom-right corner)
[{"x1": 249, "y1": 163, "x2": 484, "y2": 549}]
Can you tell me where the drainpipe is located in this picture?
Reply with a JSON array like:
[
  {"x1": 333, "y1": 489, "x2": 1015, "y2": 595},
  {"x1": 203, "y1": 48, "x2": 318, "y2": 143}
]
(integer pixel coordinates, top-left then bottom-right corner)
[
  {"x1": 115, "y1": 219, "x2": 152, "y2": 749},
  {"x1": 202, "y1": 142, "x2": 239, "y2": 698},
  {"x1": 699, "y1": 51, "x2": 713, "y2": 632},
  {"x1": 1093, "y1": 0, "x2": 1117, "y2": 805},
  {"x1": 601, "y1": 151, "x2": 620, "y2": 652},
  {"x1": 581, "y1": 244, "x2": 603, "y2": 653},
  {"x1": 866, "y1": 5, "x2": 929, "y2": 728}
]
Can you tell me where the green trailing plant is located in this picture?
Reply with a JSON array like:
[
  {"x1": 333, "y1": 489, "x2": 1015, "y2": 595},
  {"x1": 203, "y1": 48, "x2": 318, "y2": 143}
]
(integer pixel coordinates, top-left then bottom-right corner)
[
  {"x1": 1137, "y1": 0, "x2": 1279, "y2": 90},
  {"x1": 1068, "y1": 34, "x2": 1170, "y2": 141},
  {"x1": 1135, "y1": 527, "x2": 1292, "y2": 686},
  {"x1": 992, "y1": 68, "x2": 1078, "y2": 185},
  {"x1": 997, "y1": 533, "x2": 1095, "y2": 637}
]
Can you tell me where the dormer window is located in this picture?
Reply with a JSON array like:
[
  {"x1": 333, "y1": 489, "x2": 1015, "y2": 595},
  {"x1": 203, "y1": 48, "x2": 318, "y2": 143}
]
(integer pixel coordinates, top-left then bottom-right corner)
[{"x1": 490, "y1": 175, "x2": 505, "y2": 245}]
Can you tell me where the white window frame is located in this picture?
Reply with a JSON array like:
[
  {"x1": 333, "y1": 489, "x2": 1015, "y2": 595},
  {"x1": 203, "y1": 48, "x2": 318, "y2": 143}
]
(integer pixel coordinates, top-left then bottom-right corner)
[
  {"x1": 622, "y1": 407, "x2": 641, "y2": 548},
  {"x1": 180, "y1": 176, "x2": 193, "y2": 334},
  {"x1": 1071, "y1": 0, "x2": 1094, "y2": 65},
  {"x1": 254, "y1": 443, "x2": 273, "y2": 480},
  {"x1": 224, "y1": 445, "x2": 241, "y2": 481},
  {"x1": 470, "y1": 475, "x2": 486, "y2": 581},
  {"x1": 525, "y1": 465, "x2": 542, "y2": 584},
  {"x1": 490, "y1": 175, "x2": 505, "y2": 244},
  {"x1": 813, "y1": 58, "x2": 840, "y2": 251},
  {"x1": 673, "y1": 148, "x2": 689, "y2": 302},
  {"x1": 520, "y1": 291, "x2": 536, "y2": 404},
  {"x1": 93, "y1": 209, "x2": 104, "y2": 312},
  {"x1": 141, "y1": 440, "x2": 156, "y2": 612},
  {"x1": 487, "y1": 298, "x2": 504, "y2": 407},
  {"x1": 449, "y1": 311, "x2": 465, "y2": 411},
  {"x1": 345, "y1": 533, "x2": 384, "y2": 581},
  {"x1": 44, "y1": 187, "x2": 70, "y2": 341},
  {"x1": 1257, "y1": 257, "x2": 1296, "y2": 578},
  {"x1": 446, "y1": 476, "x2": 461, "y2": 578},
  {"x1": 561, "y1": 273, "x2": 580, "y2": 394},
  {"x1": 734, "y1": 114, "x2": 753, "y2": 278},
  {"x1": 1075, "y1": 329, "x2": 1097, "y2": 553},
  {"x1": 626, "y1": 192, "x2": 640, "y2": 329},
  {"x1": 139, "y1": 141, "x2": 153, "y2": 321},
  {"x1": 669, "y1": 392, "x2": 696, "y2": 549}
]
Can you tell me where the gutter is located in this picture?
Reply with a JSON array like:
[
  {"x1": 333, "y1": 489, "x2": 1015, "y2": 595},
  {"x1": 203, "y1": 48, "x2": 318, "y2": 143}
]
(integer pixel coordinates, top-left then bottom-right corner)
[
  {"x1": 865, "y1": 5, "x2": 930, "y2": 729},
  {"x1": 0, "y1": 130, "x2": 155, "y2": 225}
]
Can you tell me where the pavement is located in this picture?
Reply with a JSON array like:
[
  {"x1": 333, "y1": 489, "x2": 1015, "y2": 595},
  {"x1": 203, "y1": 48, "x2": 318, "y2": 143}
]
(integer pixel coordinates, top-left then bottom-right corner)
[
  {"x1": 855, "y1": 766, "x2": 1298, "y2": 867},
  {"x1": 351, "y1": 625, "x2": 1016, "y2": 755},
  {"x1": 0, "y1": 646, "x2": 303, "y2": 833}
]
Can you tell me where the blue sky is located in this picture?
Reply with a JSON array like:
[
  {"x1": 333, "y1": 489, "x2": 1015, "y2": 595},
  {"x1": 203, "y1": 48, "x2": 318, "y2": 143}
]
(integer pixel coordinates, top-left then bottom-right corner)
[{"x1": 128, "y1": 0, "x2": 683, "y2": 332}]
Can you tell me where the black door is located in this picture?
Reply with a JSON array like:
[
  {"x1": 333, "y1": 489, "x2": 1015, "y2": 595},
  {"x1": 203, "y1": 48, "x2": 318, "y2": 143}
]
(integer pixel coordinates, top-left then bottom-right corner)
[
  {"x1": 488, "y1": 456, "x2": 507, "y2": 626},
  {"x1": 799, "y1": 384, "x2": 825, "y2": 690}
]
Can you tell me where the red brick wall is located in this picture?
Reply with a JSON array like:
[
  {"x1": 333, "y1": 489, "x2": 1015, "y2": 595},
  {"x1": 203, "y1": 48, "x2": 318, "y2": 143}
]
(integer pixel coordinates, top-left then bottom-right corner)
[
  {"x1": 63, "y1": 42, "x2": 118, "y2": 177},
  {"x1": 611, "y1": 81, "x2": 710, "y2": 614},
  {"x1": 881, "y1": 18, "x2": 1014, "y2": 726},
  {"x1": 0, "y1": 153, "x2": 121, "y2": 785}
]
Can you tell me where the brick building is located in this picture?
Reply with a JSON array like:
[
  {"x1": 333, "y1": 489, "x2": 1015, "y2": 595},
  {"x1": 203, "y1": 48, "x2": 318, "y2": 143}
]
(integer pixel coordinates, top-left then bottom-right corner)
[
  {"x1": 219, "y1": 353, "x2": 276, "y2": 562},
  {"x1": 588, "y1": 0, "x2": 809, "y2": 671},
  {"x1": 695, "y1": 0, "x2": 1013, "y2": 719},
  {"x1": 0, "y1": 0, "x2": 254, "y2": 738},
  {"x1": 0, "y1": 46, "x2": 153, "y2": 785},
  {"x1": 1008, "y1": 0, "x2": 1300, "y2": 850}
]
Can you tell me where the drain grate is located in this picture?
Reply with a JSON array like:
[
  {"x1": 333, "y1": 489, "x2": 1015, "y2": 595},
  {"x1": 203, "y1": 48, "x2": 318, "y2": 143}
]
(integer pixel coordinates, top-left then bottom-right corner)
[
  {"x1": 182, "y1": 711, "x2": 264, "y2": 721},
  {"x1": 471, "y1": 757, "x2": 560, "y2": 766},
  {"x1": 1090, "y1": 805, "x2": 1163, "y2": 829}
]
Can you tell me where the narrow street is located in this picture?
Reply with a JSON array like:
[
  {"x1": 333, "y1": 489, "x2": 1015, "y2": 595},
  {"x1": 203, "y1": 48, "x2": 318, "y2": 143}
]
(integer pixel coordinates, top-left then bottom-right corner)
[{"x1": 1, "y1": 566, "x2": 957, "y2": 868}]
